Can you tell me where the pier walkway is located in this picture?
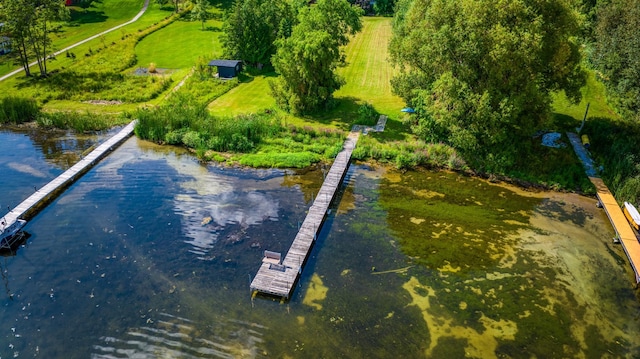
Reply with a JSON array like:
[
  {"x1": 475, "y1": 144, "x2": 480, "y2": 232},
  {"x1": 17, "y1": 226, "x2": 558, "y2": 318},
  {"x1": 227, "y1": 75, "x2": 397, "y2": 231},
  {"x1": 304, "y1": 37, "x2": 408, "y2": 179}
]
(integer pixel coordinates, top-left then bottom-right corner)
[
  {"x1": 250, "y1": 131, "x2": 361, "y2": 298},
  {"x1": 567, "y1": 132, "x2": 640, "y2": 284},
  {"x1": 590, "y1": 177, "x2": 640, "y2": 283},
  {"x1": 1, "y1": 121, "x2": 136, "y2": 230}
]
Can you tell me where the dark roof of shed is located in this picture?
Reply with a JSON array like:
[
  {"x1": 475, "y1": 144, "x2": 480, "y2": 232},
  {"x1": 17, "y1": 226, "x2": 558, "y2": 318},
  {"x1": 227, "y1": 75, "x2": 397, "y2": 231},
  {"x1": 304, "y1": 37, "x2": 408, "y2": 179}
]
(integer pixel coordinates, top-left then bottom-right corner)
[{"x1": 208, "y1": 59, "x2": 242, "y2": 68}]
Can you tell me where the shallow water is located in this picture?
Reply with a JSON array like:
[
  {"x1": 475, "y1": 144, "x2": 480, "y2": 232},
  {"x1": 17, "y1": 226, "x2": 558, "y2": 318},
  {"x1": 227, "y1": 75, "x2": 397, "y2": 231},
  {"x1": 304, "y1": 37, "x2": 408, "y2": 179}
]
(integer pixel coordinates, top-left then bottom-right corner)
[{"x1": 1, "y1": 128, "x2": 639, "y2": 358}]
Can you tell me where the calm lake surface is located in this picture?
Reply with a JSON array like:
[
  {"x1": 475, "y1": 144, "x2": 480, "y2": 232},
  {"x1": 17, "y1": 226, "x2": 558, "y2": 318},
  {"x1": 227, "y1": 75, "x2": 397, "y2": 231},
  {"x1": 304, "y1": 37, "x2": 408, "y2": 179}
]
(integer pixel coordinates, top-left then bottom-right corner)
[{"x1": 1, "y1": 126, "x2": 640, "y2": 358}]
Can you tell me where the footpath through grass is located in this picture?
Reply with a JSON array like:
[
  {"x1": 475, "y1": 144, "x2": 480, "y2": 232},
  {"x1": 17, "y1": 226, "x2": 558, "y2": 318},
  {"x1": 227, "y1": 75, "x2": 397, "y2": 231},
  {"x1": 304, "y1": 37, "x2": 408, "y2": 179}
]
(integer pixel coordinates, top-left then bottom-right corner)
[{"x1": 0, "y1": 0, "x2": 146, "y2": 77}]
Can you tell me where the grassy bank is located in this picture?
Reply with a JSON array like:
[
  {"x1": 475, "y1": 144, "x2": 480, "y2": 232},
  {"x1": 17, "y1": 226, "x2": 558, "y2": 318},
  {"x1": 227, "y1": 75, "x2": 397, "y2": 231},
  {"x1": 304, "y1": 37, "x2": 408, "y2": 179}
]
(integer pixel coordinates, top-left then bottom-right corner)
[
  {"x1": 135, "y1": 95, "x2": 345, "y2": 167},
  {"x1": 136, "y1": 18, "x2": 224, "y2": 69},
  {"x1": 0, "y1": 6, "x2": 184, "y2": 110},
  {"x1": 0, "y1": 0, "x2": 147, "y2": 78}
]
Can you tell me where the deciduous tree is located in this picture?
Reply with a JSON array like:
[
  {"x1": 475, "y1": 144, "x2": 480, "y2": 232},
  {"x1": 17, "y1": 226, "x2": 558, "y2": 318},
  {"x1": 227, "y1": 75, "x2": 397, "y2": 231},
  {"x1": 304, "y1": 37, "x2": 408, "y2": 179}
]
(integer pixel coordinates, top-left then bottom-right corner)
[
  {"x1": 270, "y1": 0, "x2": 362, "y2": 114},
  {"x1": 221, "y1": 0, "x2": 298, "y2": 68},
  {"x1": 190, "y1": 0, "x2": 210, "y2": 29},
  {"x1": 593, "y1": 0, "x2": 640, "y2": 122},
  {"x1": 0, "y1": 0, "x2": 68, "y2": 77},
  {"x1": 389, "y1": 0, "x2": 585, "y2": 170}
]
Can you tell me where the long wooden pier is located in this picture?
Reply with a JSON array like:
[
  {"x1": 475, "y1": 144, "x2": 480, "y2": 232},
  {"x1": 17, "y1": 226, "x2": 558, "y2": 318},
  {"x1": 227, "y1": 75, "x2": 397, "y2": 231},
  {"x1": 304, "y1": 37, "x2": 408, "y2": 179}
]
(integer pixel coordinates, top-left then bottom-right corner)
[
  {"x1": 567, "y1": 132, "x2": 640, "y2": 284},
  {"x1": 1, "y1": 121, "x2": 136, "y2": 230},
  {"x1": 250, "y1": 131, "x2": 361, "y2": 298},
  {"x1": 590, "y1": 177, "x2": 640, "y2": 284}
]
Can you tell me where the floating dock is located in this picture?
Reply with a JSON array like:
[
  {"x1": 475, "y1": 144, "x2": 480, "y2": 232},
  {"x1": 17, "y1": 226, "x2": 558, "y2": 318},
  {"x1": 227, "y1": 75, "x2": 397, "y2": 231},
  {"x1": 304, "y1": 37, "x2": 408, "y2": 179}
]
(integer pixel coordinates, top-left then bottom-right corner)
[
  {"x1": 250, "y1": 131, "x2": 361, "y2": 298},
  {"x1": 1, "y1": 121, "x2": 136, "y2": 229},
  {"x1": 567, "y1": 132, "x2": 640, "y2": 284}
]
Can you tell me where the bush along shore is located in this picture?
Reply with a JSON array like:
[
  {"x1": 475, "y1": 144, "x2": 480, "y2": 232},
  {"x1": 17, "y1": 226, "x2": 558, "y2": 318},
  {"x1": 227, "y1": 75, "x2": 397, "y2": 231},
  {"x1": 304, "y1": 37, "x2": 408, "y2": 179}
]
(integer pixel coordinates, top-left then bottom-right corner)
[{"x1": 133, "y1": 95, "x2": 345, "y2": 168}]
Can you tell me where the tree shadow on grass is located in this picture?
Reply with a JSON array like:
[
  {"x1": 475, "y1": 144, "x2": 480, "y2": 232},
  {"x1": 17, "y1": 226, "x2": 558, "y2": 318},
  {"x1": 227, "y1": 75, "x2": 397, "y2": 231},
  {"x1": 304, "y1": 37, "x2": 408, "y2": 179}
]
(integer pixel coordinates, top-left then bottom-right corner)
[
  {"x1": 237, "y1": 71, "x2": 277, "y2": 84},
  {"x1": 16, "y1": 70, "x2": 124, "y2": 97},
  {"x1": 303, "y1": 96, "x2": 360, "y2": 131},
  {"x1": 67, "y1": 9, "x2": 108, "y2": 25},
  {"x1": 552, "y1": 112, "x2": 582, "y2": 132},
  {"x1": 299, "y1": 96, "x2": 411, "y2": 140}
]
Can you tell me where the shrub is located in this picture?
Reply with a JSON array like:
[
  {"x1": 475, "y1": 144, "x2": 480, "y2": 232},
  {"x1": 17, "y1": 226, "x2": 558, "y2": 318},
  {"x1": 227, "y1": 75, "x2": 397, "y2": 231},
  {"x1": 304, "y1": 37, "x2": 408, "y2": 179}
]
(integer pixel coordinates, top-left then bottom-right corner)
[
  {"x1": 239, "y1": 152, "x2": 321, "y2": 168},
  {"x1": 148, "y1": 62, "x2": 157, "y2": 73},
  {"x1": 355, "y1": 102, "x2": 378, "y2": 126}
]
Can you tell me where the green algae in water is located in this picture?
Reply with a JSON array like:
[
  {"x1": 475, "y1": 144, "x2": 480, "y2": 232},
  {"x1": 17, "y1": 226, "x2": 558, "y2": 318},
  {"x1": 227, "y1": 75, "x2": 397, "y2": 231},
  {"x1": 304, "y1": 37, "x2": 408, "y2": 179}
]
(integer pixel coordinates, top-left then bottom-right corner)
[
  {"x1": 379, "y1": 169, "x2": 640, "y2": 357},
  {"x1": 380, "y1": 170, "x2": 541, "y2": 272}
]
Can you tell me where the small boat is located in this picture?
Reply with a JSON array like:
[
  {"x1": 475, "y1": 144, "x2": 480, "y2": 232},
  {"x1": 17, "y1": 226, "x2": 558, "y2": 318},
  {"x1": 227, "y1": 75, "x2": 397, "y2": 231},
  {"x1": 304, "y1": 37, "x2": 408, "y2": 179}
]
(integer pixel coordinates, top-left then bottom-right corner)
[
  {"x1": 623, "y1": 202, "x2": 640, "y2": 231},
  {"x1": 0, "y1": 219, "x2": 27, "y2": 247}
]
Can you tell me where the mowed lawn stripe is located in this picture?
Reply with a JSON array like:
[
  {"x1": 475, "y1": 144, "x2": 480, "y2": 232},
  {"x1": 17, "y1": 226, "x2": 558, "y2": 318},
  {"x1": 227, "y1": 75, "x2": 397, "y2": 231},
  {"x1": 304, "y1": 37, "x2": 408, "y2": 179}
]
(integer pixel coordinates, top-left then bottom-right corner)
[
  {"x1": 335, "y1": 17, "x2": 402, "y2": 116},
  {"x1": 207, "y1": 17, "x2": 403, "y2": 118},
  {"x1": 208, "y1": 75, "x2": 276, "y2": 116},
  {"x1": 135, "y1": 18, "x2": 223, "y2": 69}
]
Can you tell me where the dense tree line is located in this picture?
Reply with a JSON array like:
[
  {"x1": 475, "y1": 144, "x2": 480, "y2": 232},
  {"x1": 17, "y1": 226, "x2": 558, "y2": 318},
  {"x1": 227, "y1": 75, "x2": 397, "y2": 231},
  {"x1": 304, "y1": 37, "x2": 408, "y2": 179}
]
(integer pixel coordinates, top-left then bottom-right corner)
[
  {"x1": 591, "y1": 0, "x2": 639, "y2": 123},
  {"x1": 220, "y1": 0, "x2": 299, "y2": 69},
  {"x1": 0, "y1": 0, "x2": 69, "y2": 77},
  {"x1": 389, "y1": 0, "x2": 585, "y2": 171}
]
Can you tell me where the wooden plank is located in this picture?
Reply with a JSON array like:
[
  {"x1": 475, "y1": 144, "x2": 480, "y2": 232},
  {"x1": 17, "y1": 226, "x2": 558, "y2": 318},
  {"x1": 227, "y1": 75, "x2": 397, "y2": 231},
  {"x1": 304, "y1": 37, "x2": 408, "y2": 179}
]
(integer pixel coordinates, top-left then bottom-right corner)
[
  {"x1": 1, "y1": 121, "x2": 136, "y2": 230},
  {"x1": 590, "y1": 177, "x2": 640, "y2": 283},
  {"x1": 251, "y1": 131, "x2": 361, "y2": 298}
]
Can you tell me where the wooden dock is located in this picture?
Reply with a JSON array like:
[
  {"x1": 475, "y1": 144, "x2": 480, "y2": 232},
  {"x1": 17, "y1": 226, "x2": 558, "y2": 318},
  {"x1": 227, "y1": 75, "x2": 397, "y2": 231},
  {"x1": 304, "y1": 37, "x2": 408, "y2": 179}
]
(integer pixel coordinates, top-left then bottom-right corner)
[
  {"x1": 567, "y1": 131, "x2": 640, "y2": 284},
  {"x1": 590, "y1": 177, "x2": 640, "y2": 284},
  {"x1": 1, "y1": 121, "x2": 136, "y2": 229},
  {"x1": 250, "y1": 131, "x2": 361, "y2": 298}
]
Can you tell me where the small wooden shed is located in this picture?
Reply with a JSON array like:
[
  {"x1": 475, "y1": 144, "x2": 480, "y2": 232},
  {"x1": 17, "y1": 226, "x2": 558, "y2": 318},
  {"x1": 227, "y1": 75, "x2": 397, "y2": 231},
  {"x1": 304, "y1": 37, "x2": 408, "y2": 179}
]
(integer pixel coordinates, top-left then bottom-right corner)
[{"x1": 208, "y1": 59, "x2": 242, "y2": 79}]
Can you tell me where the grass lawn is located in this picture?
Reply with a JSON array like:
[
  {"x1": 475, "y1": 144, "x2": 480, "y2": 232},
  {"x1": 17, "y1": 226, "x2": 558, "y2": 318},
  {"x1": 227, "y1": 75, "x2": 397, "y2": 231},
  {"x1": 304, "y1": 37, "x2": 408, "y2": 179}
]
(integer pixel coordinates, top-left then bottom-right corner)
[
  {"x1": 0, "y1": 0, "x2": 148, "y2": 77},
  {"x1": 208, "y1": 73, "x2": 276, "y2": 116},
  {"x1": 208, "y1": 17, "x2": 407, "y2": 134},
  {"x1": 334, "y1": 16, "x2": 403, "y2": 118},
  {"x1": 135, "y1": 18, "x2": 223, "y2": 69},
  {"x1": 54, "y1": 0, "x2": 146, "y2": 48},
  {"x1": 551, "y1": 69, "x2": 619, "y2": 125}
]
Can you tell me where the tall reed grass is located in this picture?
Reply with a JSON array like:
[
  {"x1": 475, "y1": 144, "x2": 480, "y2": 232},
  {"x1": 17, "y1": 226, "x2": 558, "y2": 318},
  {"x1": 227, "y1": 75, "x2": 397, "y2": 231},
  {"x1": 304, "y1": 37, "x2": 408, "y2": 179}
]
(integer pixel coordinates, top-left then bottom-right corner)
[
  {"x1": 37, "y1": 111, "x2": 120, "y2": 132},
  {"x1": 0, "y1": 97, "x2": 41, "y2": 124},
  {"x1": 135, "y1": 95, "x2": 284, "y2": 153}
]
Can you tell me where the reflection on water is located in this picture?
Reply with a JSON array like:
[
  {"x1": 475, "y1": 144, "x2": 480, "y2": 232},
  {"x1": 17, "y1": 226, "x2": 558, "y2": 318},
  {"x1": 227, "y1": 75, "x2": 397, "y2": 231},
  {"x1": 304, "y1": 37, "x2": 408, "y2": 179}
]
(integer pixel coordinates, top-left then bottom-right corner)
[
  {"x1": 166, "y1": 157, "x2": 282, "y2": 260},
  {"x1": 0, "y1": 128, "x2": 639, "y2": 358}
]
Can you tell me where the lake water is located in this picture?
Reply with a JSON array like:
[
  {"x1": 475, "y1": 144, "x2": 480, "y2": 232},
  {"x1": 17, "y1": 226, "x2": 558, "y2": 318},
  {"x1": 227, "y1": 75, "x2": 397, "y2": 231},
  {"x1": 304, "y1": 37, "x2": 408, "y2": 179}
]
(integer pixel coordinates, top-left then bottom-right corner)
[{"x1": 1, "y1": 127, "x2": 639, "y2": 358}]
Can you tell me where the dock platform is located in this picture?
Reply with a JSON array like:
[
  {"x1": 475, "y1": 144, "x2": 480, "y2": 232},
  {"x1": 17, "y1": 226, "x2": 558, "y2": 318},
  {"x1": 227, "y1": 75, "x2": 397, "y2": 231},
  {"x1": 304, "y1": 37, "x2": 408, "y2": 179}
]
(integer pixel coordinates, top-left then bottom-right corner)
[
  {"x1": 1, "y1": 121, "x2": 136, "y2": 229},
  {"x1": 567, "y1": 131, "x2": 640, "y2": 284},
  {"x1": 250, "y1": 131, "x2": 361, "y2": 298},
  {"x1": 590, "y1": 177, "x2": 640, "y2": 283}
]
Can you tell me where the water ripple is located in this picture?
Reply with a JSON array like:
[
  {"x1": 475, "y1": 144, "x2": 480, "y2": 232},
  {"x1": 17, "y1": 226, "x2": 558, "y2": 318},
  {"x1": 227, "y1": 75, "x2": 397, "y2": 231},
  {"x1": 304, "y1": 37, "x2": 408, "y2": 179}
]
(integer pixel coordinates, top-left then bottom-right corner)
[{"x1": 92, "y1": 313, "x2": 266, "y2": 359}]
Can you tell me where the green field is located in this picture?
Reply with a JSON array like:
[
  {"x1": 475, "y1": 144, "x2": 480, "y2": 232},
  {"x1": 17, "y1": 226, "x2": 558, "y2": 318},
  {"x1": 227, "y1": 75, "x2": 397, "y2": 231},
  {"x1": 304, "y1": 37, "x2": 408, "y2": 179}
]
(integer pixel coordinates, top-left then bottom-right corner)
[
  {"x1": 55, "y1": 0, "x2": 145, "y2": 48},
  {"x1": 208, "y1": 74, "x2": 276, "y2": 116},
  {"x1": 208, "y1": 17, "x2": 405, "y2": 128},
  {"x1": 0, "y1": 0, "x2": 148, "y2": 77},
  {"x1": 335, "y1": 17, "x2": 403, "y2": 117},
  {"x1": 552, "y1": 70, "x2": 619, "y2": 123},
  {"x1": 135, "y1": 18, "x2": 224, "y2": 69}
]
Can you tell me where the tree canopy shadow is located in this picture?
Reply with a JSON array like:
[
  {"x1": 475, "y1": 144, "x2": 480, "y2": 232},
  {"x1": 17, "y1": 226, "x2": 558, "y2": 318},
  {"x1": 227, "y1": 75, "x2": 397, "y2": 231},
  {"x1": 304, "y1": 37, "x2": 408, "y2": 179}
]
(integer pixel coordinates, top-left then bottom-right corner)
[
  {"x1": 16, "y1": 70, "x2": 124, "y2": 96},
  {"x1": 552, "y1": 112, "x2": 582, "y2": 132},
  {"x1": 68, "y1": 9, "x2": 108, "y2": 25}
]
